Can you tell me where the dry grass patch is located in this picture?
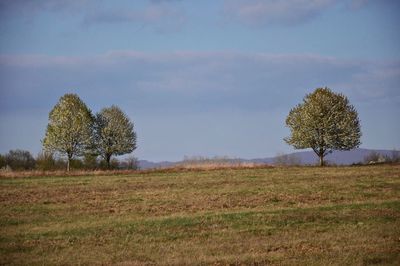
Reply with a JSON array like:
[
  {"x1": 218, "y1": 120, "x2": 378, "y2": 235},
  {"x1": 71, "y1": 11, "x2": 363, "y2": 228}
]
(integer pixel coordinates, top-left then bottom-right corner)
[{"x1": 1, "y1": 165, "x2": 399, "y2": 265}]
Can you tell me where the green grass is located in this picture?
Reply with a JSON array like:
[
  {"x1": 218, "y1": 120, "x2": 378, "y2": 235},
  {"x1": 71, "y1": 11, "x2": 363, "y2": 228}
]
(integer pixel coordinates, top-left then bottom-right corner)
[{"x1": 1, "y1": 165, "x2": 400, "y2": 265}]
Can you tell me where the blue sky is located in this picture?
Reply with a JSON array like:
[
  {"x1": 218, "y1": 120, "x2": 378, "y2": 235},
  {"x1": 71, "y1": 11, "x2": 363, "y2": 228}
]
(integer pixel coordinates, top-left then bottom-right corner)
[{"x1": 0, "y1": 0, "x2": 399, "y2": 161}]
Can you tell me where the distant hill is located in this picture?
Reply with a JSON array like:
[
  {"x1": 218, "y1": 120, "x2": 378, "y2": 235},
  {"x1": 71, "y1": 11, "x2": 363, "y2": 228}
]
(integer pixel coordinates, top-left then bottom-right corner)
[
  {"x1": 138, "y1": 148, "x2": 399, "y2": 169},
  {"x1": 250, "y1": 148, "x2": 399, "y2": 165},
  {"x1": 137, "y1": 160, "x2": 175, "y2": 169}
]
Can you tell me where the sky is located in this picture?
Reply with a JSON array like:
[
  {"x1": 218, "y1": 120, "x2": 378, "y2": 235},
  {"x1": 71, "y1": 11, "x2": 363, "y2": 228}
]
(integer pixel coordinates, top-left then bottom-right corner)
[{"x1": 0, "y1": 0, "x2": 399, "y2": 162}]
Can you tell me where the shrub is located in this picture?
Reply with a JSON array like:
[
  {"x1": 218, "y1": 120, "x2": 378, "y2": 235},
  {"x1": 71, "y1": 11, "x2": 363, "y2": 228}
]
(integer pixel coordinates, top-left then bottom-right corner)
[
  {"x1": 5, "y1": 149, "x2": 36, "y2": 170},
  {"x1": 120, "y1": 156, "x2": 139, "y2": 170},
  {"x1": 36, "y1": 151, "x2": 67, "y2": 171},
  {"x1": 83, "y1": 154, "x2": 98, "y2": 170},
  {"x1": 69, "y1": 159, "x2": 85, "y2": 170},
  {"x1": 99, "y1": 158, "x2": 120, "y2": 170},
  {"x1": 36, "y1": 151, "x2": 56, "y2": 171},
  {"x1": 273, "y1": 153, "x2": 302, "y2": 166},
  {"x1": 363, "y1": 151, "x2": 383, "y2": 164},
  {"x1": 389, "y1": 149, "x2": 400, "y2": 163}
]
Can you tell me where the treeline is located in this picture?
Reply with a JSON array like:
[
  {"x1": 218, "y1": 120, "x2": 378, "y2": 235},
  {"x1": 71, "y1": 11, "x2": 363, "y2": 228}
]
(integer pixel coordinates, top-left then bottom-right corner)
[
  {"x1": 363, "y1": 150, "x2": 400, "y2": 164},
  {"x1": 0, "y1": 149, "x2": 139, "y2": 171},
  {"x1": 182, "y1": 155, "x2": 243, "y2": 165},
  {"x1": 273, "y1": 150, "x2": 400, "y2": 166}
]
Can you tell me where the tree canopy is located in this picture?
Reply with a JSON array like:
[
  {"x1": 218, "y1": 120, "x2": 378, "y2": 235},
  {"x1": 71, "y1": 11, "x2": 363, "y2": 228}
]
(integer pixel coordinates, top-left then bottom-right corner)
[
  {"x1": 94, "y1": 105, "x2": 137, "y2": 168},
  {"x1": 43, "y1": 93, "x2": 94, "y2": 171},
  {"x1": 285, "y1": 87, "x2": 361, "y2": 166}
]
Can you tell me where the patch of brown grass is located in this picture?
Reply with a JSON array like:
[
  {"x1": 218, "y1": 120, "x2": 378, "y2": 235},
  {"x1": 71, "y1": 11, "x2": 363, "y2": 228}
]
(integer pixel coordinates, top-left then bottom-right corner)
[
  {"x1": 1, "y1": 165, "x2": 399, "y2": 265},
  {"x1": 0, "y1": 163, "x2": 273, "y2": 179},
  {"x1": 0, "y1": 169, "x2": 140, "y2": 179}
]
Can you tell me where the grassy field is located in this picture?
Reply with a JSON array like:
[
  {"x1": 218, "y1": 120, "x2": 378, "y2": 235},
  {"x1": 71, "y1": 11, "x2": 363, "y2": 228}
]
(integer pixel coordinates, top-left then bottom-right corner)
[{"x1": 1, "y1": 165, "x2": 399, "y2": 265}]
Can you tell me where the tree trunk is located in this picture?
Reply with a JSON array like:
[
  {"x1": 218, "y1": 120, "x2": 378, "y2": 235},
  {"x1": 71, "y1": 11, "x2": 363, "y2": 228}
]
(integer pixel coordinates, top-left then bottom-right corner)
[
  {"x1": 106, "y1": 154, "x2": 111, "y2": 169},
  {"x1": 67, "y1": 156, "x2": 71, "y2": 172},
  {"x1": 319, "y1": 154, "x2": 324, "y2": 167}
]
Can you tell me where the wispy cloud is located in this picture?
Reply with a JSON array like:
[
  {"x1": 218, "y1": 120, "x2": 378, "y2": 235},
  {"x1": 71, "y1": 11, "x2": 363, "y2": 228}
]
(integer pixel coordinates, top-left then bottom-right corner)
[
  {"x1": 149, "y1": 0, "x2": 183, "y2": 3},
  {"x1": 0, "y1": 0, "x2": 97, "y2": 18},
  {"x1": 0, "y1": 0, "x2": 186, "y2": 33},
  {"x1": 222, "y1": 0, "x2": 368, "y2": 27},
  {"x1": 1, "y1": 51, "x2": 398, "y2": 114},
  {"x1": 83, "y1": 5, "x2": 186, "y2": 33}
]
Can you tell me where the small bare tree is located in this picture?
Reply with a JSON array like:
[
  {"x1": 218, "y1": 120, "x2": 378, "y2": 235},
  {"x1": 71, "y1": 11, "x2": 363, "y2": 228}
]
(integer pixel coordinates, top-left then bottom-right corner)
[{"x1": 273, "y1": 152, "x2": 302, "y2": 166}]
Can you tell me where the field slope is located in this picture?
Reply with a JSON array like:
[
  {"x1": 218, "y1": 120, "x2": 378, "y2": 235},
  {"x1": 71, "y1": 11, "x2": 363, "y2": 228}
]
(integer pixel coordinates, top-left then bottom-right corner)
[{"x1": 1, "y1": 165, "x2": 400, "y2": 265}]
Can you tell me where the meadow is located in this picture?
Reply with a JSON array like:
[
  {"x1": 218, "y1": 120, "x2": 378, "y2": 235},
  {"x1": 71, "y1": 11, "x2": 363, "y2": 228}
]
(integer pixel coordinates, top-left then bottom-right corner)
[{"x1": 1, "y1": 165, "x2": 399, "y2": 265}]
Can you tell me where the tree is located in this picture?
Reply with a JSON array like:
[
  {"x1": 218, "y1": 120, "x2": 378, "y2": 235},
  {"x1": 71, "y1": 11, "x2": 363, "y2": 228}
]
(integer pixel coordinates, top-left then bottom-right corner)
[
  {"x1": 124, "y1": 156, "x2": 139, "y2": 170},
  {"x1": 390, "y1": 149, "x2": 400, "y2": 163},
  {"x1": 94, "y1": 105, "x2": 137, "y2": 168},
  {"x1": 43, "y1": 94, "x2": 94, "y2": 171},
  {"x1": 0, "y1": 154, "x2": 5, "y2": 169},
  {"x1": 285, "y1": 87, "x2": 361, "y2": 166},
  {"x1": 5, "y1": 149, "x2": 36, "y2": 170},
  {"x1": 273, "y1": 152, "x2": 302, "y2": 166}
]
